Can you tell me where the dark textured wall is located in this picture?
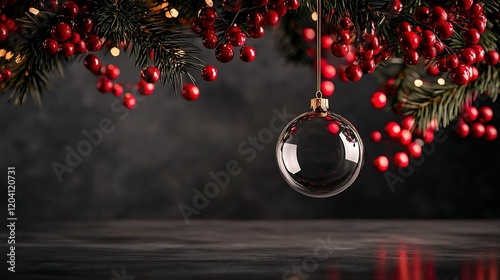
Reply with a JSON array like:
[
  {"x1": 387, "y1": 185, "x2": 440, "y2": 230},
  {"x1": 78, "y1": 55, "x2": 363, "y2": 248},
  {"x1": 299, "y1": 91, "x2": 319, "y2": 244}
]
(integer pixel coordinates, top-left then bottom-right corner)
[{"x1": 1, "y1": 33, "x2": 499, "y2": 221}]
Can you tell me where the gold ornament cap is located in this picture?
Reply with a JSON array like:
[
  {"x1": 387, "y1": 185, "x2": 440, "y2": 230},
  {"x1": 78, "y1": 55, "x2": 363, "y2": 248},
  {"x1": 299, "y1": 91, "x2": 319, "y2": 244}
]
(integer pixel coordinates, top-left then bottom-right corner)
[{"x1": 310, "y1": 98, "x2": 329, "y2": 112}]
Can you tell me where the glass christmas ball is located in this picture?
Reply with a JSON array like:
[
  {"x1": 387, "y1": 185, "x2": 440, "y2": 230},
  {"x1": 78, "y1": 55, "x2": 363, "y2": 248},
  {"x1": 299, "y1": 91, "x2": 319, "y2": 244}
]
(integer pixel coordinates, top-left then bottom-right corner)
[{"x1": 276, "y1": 98, "x2": 364, "y2": 198}]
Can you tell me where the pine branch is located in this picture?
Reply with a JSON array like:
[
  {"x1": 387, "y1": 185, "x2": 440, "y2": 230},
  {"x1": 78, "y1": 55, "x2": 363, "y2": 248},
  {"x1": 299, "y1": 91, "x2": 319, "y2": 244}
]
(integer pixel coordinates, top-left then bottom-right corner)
[{"x1": 90, "y1": 0, "x2": 204, "y2": 90}]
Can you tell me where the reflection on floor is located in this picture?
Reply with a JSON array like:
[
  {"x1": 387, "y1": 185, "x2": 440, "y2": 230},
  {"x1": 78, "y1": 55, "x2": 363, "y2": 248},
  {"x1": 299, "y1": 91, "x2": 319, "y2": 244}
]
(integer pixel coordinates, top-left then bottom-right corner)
[{"x1": 4, "y1": 220, "x2": 500, "y2": 280}]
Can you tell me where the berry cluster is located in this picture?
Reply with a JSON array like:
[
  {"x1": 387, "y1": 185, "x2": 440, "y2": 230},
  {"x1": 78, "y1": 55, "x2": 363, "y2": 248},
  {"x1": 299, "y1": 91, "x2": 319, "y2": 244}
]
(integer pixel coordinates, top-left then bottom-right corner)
[
  {"x1": 0, "y1": 9, "x2": 17, "y2": 43},
  {"x1": 42, "y1": 1, "x2": 100, "y2": 57},
  {"x1": 371, "y1": 115, "x2": 437, "y2": 172},
  {"x1": 400, "y1": 0, "x2": 499, "y2": 85},
  {"x1": 326, "y1": 15, "x2": 393, "y2": 83},
  {"x1": 83, "y1": 53, "x2": 163, "y2": 109},
  {"x1": 456, "y1": 105, "x2": 497, "y2": 140}
]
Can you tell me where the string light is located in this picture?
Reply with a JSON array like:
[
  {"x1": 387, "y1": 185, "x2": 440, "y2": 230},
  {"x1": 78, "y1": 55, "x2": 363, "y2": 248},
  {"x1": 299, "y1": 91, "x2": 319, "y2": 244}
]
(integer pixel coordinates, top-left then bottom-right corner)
[
  {"x1": 110, "y1": 47, "x2": 120, "y2": 57},
  {"x1": 205, "y1": 0, "x2": 213, "y2": 7},
  {"x1": 311, "y1": 12, "x2": 318, "y2": 21},
  {"x1": 0, "y1": 49, "x2": 6, "y2": 57},
  {"x1": 437, "y1": 78, "x2": 446, "y2": 85},
  {"x1": 29, "y1": 7, "x2": 39, "y2": 15},
  {"x1": 170, "y1": 8, "x2": 179, "y2": 18},
  {"x1": 414, "y1": 79, "x2": 423, "y2": 87},
  {"x1": 5, "y1": 51, "x2": 13, "y2": 60}
]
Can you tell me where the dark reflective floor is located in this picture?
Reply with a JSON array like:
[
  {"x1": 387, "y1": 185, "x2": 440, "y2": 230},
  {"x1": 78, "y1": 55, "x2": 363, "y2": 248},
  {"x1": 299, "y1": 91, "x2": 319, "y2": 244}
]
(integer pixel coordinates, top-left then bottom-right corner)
[{"x1": 1, "y1": 220, "x2": 499, "y2": 279}]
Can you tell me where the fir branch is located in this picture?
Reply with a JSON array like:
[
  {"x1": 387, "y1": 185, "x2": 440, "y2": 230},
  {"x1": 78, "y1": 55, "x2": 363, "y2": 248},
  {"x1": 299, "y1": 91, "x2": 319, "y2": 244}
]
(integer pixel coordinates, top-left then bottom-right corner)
[{"x1": 90, "y1": 0, "x2": 204, "y2": 90}]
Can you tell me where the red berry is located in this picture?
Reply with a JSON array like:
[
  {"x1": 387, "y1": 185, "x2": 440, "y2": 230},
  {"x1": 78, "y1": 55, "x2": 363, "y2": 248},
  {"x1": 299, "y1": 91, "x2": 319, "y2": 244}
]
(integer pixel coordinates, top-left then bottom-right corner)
[
  {"x1": 215, "y1": 44, "x2": 234, "y2": 63},
  {"x1": 182, "y1": 84, "x2": 200, "y2": 101},
  {"x1": 407, "y1": 142, "x2": 422, "y2": 158},
  {"x1": 199, "y1": 7, "x2": 217, "y2": 23},
  {"x1": 229, "y1": 31, "x2": 246, "y2": 47},
  {"x1": 393, "y1": 152, "x2": 409, "y2": 168},
  {"x1": 472, "y1": 45, "x2": 485, "y2": 63},
  {"x1": 422, "y1": 47, "x2": 437, "y2": 59},
  {"x1": 370, "y1": 131, "x2": 382, "y2": 142},
  {"x1": 420, "y1": 30, "x2": 436, "y2": 47},
  {"x1": 435, "y1": 21, "x2": 454, "y2": 39},
  {"x1": 403, "y1": 50, "x2": 420, "y2": 65},
  {"x1": 106, "y1": 64, "x2": 120, "y2": 80},
  {"x1": 385, "y1": 121, "x2": 401, "y2": 138},
  {"x1": 450, "y1": 65, "x2": 470, "y2": 85},
  {"x1": 96, "y1": 76, "x2": 113, "y2": 93},
  {"x1": 83, "y1": 54, "x2": 101, "y2": 74},
  {"x1": 469, "y1": 66, "x2": 479, "y2": 82},
  {"x1": 0, "y1": 69, "x2": 11, "y2": 81},
  {"x1": 285, "y1": 0, "x2": 299, "y2": 10},
  {"x1": 457, "y1": 0, "x2": 473, "y2": 11},
  {"x1": 248, "y1": 26, "x2": 265, "y2": 39},
  {"x1": 61, "y1": 1, "x2": 79, "y2": 18},
  {"x1": 321, "y1": 64, "x2": 336, "y2": 79},
  {"x1": 399, "y1": 129, "x2": 412, "y2": 145},
  {"x1": 401, "y1": 116, "x2": 415, "y2": 130},
  {"x1": 138, "y1": 80, "x2": 154, "y2": 95},
  {"x1": 321, "y1": 81, "x2": 335, "y2": 96},
  {"x1": 463, "y1": 28, "x2": 480, "y2": 45},
  {"x1": 397, "y1": 22, "x2": 412, "y2": 35},
  {"x1": 434, "y1": 41, "x2": 445, "y2": 54},
  {"x1": 345, "y1": 65, "x2": 363, "y2": 82},
  {"x1": 388, "y1": 0, "x2": 403, "y2": 14},
  {"x1": 52, "y1": 22, "x2": 72, "y2": 41},
  {"x1": 484, "y1": 125, "x2": 498, "y2": 141},
  {"x1": 123, "y1": 93, "x2": 136, "y2": 109},
  {"x1": 485, "y1": 50, "x2": 500, "y2": 65},
  {"x1": 112, "y1": 84, "x2": 123, "y2": 96},
  {"x1": 478, "y1": 107, "x2": 493, "y2": 123},
  {"x1": 246, "y1": 11, "x2": 263, "y2": 27},
  {"x1": 60, "y1": 42, "x2": 74, "y2": 57},
  {"x1": 399, "y1": 31, "x2": 420, "y2": 50},
  {"x1": 254, "y1": 0, "x2": 268, "y2": 6},
  {"x1": 140, "y1": 66, "x2": 160, "y2": 83},
  {"x1": 0, "y1": 23, "x2": 7, "y2": 41},
  {"x1": 340, "y1": 17, "x2": 353, "y2": 30},
  {"x1": 331, "y1": 43, "x2": 349, "y2": 57},
  {"x1": 373, "y1": 156, "x2": 389, "y2": 172},
  {"x1": 84, "y1": 35, "x2": 102, "y2": 52},
  {"x1": 202, "y1": 32, "x2": 218, "y2": 49},
  {"x1": 469, "y1": 3, "x2": 483, "y2": 16},
  {"x1": 69, "y1": 32, "x2": 80, "y2": 44},
  {"x1": 321, "y1": 36, "x2": 333, "y2": 49},
  {"x1": 471, "y1": 123, "x2": 485, "y2": 138},
  {"x1": 431, "y1": 6, "x2": 448, "y2": 25},
  {"x1": 201, "y1": 65, "x2": 218, "y2": 81},
  {"x1": 43, "y1": 38, "x2": 59, "y2": 55},
  {"x1": 239, "y1": 46, "x2": 256, "y2": 62},
  {"x1": 77, "y1": 18, "x2": 93, "y2": 34},
  {"x1": 74, "y1": 40, "x2": 87, "y2": 54},
  {"x1": 362, "y1": 34, "x2": 379, "y2": 50},
  {"x1": 360, "y1": 59, "x2": 376, "y2": 74},
  {"x1": 415, "y1": 7, "x2": 431, "y2": 22},
  {"x1": 370, "y1": 91, "x2": 387, "y2": 109},
  {"x1": 463, "y1": 106, "x2": 479, "y2": 122},
  {"x1": 337, "y1": 30, "x2": 350, "y2": 44},
  {"x1": 263, "y1": 10, "x2": 279, "y2": 26},
  {"x1": 468, "y1": 17, "x2": 486, "y2": 34},
  {"x1": 446, "y1": 54, "x2": 460, "y2": 69},
  {"x1": 456, "y1": 122, "x2": 470, "y2": 137},
  {"x1": 427, "y1": 63, "x2": 440, "y2": 76},
  {"x1": 423, "y1": 130, "x2": 434, "y2": 143}
]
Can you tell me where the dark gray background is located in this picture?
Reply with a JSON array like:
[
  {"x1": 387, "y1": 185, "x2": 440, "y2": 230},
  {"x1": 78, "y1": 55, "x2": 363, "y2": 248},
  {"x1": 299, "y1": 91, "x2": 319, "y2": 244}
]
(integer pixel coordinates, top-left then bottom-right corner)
[{"x1": 1, "y1": 32, "x2": 499, "y2": 221}]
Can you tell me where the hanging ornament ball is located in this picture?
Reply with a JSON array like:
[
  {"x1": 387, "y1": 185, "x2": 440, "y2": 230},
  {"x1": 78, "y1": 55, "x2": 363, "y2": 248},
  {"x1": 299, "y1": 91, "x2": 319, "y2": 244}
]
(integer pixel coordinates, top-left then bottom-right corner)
[
  {"x1": 182, "y1": 84, "x2": 200, "y2": 101},
  {"x1": 140, "y1": 66, "x2": 161, "y2": 83},
  {"x1": 276, "y1": 98, "x2": 364, "y2": 198}
]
